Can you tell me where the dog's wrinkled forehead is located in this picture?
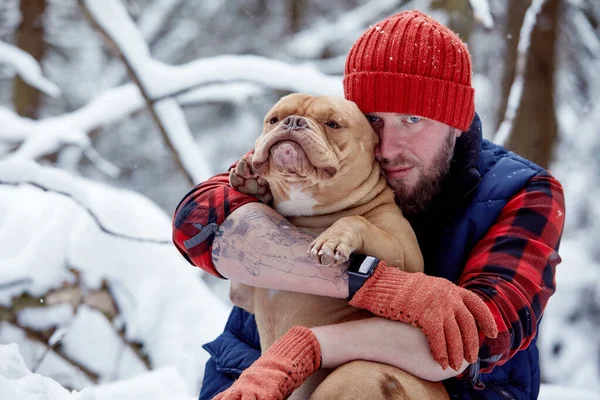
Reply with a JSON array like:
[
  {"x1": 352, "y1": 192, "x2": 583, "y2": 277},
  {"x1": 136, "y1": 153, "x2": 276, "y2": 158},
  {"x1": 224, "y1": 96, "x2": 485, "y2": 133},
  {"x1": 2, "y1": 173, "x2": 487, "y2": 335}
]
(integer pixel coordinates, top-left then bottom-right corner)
[{"x1": 266, "y1": 94, "x2": 362, "y2": 124}]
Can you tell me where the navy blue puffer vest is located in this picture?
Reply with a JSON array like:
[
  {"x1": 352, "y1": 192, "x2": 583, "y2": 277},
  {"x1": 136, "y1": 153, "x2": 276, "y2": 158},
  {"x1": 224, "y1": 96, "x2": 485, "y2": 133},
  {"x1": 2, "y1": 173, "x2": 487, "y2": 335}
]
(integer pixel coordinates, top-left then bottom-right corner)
[{"x1": 200, "y1": 114, "x2": 545, "y2": 400}]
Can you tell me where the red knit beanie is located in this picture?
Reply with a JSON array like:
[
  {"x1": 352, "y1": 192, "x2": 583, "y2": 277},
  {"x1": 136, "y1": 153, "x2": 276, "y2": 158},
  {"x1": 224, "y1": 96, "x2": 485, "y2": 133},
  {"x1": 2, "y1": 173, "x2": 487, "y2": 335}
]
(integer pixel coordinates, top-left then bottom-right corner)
[{"x1": 343, "y1": 10, "x2": 475, "y2": 132}]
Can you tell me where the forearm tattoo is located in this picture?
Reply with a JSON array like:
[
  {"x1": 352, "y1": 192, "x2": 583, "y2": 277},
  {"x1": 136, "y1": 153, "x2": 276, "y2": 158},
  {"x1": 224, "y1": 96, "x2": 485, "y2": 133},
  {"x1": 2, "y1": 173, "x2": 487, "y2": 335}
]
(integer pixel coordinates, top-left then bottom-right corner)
[{"x1": 212, "y1": 207, "x2": 348, "y2": 295}]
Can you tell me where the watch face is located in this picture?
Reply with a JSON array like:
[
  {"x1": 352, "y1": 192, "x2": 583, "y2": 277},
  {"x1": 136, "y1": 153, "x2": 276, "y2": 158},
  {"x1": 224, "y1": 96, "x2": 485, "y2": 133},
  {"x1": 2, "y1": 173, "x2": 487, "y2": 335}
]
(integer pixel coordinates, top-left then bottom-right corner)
[{"x1": 358, "y1": 256, "x2": 376, "y2": 274}]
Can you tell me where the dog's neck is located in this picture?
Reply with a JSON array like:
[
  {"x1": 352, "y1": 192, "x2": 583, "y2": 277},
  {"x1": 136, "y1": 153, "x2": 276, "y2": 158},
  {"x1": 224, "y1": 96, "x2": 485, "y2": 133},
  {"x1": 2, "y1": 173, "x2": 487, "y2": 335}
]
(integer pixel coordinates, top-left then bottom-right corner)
[{"x1": 270, "y1": 162, "x2": 393, "y2": 232}]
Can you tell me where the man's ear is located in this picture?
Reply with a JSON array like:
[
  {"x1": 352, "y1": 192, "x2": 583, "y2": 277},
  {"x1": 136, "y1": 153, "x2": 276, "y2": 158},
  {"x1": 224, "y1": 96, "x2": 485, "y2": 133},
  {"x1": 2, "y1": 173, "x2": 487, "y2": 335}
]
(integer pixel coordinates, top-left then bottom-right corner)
[{"x1": 454, "y1": 128, "x2": 463, "y2": 138}]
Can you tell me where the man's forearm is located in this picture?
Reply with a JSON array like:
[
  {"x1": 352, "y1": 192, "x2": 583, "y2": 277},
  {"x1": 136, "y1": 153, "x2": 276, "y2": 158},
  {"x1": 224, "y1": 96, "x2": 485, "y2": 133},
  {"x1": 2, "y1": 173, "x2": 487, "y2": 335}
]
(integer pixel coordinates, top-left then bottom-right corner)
[
  {"x1": 213, "y1": 203, "x2": 349, "y2": 299},
  {"x1": 214, "y1": 203, "x2": 470, "y2": 381},
  {"x1": 312, "y1": 317, "x2": 469, "y2": 382}
]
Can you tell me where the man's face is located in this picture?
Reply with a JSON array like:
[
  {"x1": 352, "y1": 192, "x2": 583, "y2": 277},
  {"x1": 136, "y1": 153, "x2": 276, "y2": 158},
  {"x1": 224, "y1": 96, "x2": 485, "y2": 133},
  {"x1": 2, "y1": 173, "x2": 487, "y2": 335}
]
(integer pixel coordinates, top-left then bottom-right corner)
[{"x1": 366, "y1": 112, "x2": 462, "y2": 215}]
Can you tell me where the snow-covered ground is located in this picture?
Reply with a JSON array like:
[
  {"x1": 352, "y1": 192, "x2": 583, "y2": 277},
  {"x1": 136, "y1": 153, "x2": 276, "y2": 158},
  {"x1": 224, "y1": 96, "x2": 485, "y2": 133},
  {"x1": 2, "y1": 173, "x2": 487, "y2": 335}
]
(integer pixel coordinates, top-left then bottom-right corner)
[
  {"x1": 0, "y1": 343, "x2": 195, "y2": 400},
  {"x1": 0, "y1": 159, "x2": 230, "y2": 396}
]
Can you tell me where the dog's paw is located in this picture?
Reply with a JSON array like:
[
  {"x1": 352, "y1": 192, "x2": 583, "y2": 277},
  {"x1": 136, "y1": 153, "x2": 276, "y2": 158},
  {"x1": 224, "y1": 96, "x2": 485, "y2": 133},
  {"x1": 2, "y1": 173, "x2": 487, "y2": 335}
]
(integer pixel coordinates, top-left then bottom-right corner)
[
  {"x1": 229, "y1": 155, "x2": 273, "y2": 204},
  {"x1": 307, "y1": 233, "x2": 354, "y2": 266}
]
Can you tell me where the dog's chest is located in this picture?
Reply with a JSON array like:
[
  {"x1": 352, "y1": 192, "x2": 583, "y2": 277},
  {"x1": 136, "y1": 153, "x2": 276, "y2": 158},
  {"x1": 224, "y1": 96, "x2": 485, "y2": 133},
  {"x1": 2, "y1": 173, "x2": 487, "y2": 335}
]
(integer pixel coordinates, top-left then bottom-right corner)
[{"x1": 275, "y1": 186, "x2": 319, "y2": 216}]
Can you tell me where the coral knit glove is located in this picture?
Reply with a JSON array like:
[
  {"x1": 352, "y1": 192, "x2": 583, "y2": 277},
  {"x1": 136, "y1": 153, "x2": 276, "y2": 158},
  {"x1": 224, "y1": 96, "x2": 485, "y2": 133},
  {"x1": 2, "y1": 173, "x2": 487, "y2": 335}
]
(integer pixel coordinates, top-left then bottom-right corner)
[
  {"x1": 213, "y1": 326, "x2": 321, "y2": 400},
  {"x1": 349, "y1": 263, "x2": 499, "y2": 371}
]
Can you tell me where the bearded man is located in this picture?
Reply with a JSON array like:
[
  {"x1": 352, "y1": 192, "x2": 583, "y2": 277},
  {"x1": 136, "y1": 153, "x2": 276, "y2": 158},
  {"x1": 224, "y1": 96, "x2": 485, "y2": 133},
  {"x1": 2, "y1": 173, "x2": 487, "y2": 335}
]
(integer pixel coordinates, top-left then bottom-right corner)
[{"x1": 173, "y1": 10, "x2": 565, "y2": 400}]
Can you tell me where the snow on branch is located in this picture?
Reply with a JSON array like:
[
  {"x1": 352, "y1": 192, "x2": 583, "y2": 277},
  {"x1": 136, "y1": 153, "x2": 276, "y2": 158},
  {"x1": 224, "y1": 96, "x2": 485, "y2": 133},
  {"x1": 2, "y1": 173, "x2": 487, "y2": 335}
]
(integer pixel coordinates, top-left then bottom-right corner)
[
  {"x1": 569, "y1": 6, "x2": 600, "y2": 59},
  {"x1": 468, "y1": 0, "x2": 494, "y2": 29},
  {"x1": 0, "y1": 41, "x2": 61, "y2": 98},
  {"x1": 1, "y1": 84, "x2": 140, "y2": 177},
  {"x1": 1, "y1": 81, "x2": 263, "y2": 163},
  {"x1": 493, "y1": 0, "x2": 547, "y2": 147},
  {"x1": 79, "y1": 0, "x2": 209, "y2": 186},
  {"x1": 0, "y1": 159, "x2": 171, "y2": 245},
  {"x1": 137, "y1": 0, "x2": 186, "y2": 44},
  {"x1": 79, "y1": 0, "x2": 344, "y2": 185},
  {"x1": 286, "y1": 0, "x2": 409, "y2": 59},
  {"x1": 146, "y1": 55, "x2": 343, "y2": 98}
]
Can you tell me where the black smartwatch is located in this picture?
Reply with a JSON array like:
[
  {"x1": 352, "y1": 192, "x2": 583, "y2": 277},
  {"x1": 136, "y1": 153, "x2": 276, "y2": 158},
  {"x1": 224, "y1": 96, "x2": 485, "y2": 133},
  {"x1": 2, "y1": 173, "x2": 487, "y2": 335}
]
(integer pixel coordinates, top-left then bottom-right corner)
[{"x1": 347, "y1": 254, "x2": 380, "y2": 300}]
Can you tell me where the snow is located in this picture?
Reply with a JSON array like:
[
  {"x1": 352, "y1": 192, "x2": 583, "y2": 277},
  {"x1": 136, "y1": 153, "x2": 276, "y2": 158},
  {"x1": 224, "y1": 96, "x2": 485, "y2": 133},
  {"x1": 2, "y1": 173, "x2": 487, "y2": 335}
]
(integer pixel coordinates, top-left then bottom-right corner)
[
  {"x1": 137, "y1": 0, "x2": 186, "y2": 44},
  {"x1": 59, "y1": 305, "x2": 148, "y2": 382},
  {"x1": 152, "y1": 98, "x2": 213, "y2": 184},
  {"x1": 80, "y1": 0, "x2": 341, "y2": 185},
  {"x1": 0, "y1": 323, "x2": 94, "y2": 390},
  {"x1": 0, "y1": 41, "x2": 61, "y2": 98},
  {"x1": 1, "y1": 84, "x2": 141, "y2": 161},
  {"x1": 0, "y1": 342, "x2": 196, "y2": 400},
  {"x1": 143, "y1": 55, "x2": 343, "y2": 98},
  {"x1": 17, "y1": 304, "x2": 74, "y2": 331},
  {"x1": 287, "y1": 0, "x2": 401, "y2": 59},
  {"x1": 1, "y1": 80, "x2": 263, "y2": 163},
  {"x1": 539, "y1": 239, "x2": 600, "y2": 393},
  {"x1": 538, "y1": 385, "x2": 599, "y2": 400},
  {"x1": 177, "y1": 82, "x2": 263, "y2": 106},
  {"x1": 83, "y1": 0, "x2": 342, "y2": 98},
  {"x1": 0, "y1": 159, "x2": 230, "y2": 394},
  {"x1": 468, "y1": 0, "x2": 494, "y2": 29}
]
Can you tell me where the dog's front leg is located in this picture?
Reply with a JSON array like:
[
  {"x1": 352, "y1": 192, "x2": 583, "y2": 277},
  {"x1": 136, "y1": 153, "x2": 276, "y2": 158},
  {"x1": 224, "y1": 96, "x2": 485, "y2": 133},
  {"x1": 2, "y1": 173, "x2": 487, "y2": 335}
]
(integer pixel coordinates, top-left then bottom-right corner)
[
  {"x1": 307, "y1": 216, "x2": 368, "y2": 266},
  {"x1": 229, "y1": 281, "x2": 256, "y2": 314},
  {"x1": 307, "y1": 212, "x2": 423, "y2": 273}
]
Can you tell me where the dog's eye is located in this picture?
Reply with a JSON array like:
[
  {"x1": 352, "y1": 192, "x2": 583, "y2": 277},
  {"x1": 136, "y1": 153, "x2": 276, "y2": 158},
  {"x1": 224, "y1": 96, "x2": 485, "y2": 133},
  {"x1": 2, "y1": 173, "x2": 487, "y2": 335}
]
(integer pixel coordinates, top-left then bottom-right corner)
[
  {"x1": 268, "y1": 116, "x2": 279, "y2": 124},
  {"x1": 325, "y1": 120, "x2": 340, "y2": 129}
]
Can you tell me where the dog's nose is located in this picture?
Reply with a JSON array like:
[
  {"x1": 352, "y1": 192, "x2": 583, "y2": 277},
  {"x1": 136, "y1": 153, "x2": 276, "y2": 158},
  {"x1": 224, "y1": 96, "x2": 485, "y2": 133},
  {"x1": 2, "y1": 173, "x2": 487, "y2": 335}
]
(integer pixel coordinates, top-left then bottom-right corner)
[{"x1": 282, "y1": 116, "x2": 308, "y2": 130}]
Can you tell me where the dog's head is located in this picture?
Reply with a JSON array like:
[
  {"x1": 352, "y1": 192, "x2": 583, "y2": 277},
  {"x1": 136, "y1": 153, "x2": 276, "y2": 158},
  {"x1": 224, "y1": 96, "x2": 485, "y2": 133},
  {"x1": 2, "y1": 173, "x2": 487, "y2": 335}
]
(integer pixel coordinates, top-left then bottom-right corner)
[{"x1": 252, "y1": 93, "x2": 380, "y2": 217}]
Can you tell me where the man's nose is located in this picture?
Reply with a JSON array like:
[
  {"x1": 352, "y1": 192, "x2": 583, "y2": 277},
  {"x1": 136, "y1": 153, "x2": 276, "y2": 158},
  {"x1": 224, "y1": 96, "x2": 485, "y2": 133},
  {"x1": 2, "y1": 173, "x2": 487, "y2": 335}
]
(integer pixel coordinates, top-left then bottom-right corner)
[
  {"x1": 377, "y1": 130, "x2": 404, "y2": 160},
  {"x1": 282, "y1": 116, "x2": 308, "y2": 130}
]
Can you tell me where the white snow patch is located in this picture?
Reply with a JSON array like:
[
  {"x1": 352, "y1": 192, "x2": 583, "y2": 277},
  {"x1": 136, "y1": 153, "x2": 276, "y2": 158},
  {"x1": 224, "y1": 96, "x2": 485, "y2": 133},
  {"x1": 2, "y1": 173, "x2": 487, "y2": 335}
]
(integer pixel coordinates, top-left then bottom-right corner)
[
  {"x1": 468, "y1": 0, "x2": 494, "y2": 29},
  {"x1": 0, "y1": 342, "x2": 196, "y2": 400},
  {"x1": 0, "y1": 41, "x2": 61, "y2": 97}
]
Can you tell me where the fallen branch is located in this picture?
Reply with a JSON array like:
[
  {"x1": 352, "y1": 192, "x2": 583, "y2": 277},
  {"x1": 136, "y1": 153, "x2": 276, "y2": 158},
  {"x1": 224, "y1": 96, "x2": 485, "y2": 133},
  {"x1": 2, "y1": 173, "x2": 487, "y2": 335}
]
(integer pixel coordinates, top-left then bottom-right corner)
[{"x1": 0, "y1": 159, "x2": 171, "y2": 245}]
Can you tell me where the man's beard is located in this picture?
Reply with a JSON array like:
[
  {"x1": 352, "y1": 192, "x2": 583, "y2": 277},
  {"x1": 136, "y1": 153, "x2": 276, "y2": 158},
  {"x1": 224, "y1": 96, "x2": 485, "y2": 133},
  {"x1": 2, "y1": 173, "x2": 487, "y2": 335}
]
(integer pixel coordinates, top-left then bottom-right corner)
[{"x1": 382, "y1": 129, "x2": 456, "y2": 216}]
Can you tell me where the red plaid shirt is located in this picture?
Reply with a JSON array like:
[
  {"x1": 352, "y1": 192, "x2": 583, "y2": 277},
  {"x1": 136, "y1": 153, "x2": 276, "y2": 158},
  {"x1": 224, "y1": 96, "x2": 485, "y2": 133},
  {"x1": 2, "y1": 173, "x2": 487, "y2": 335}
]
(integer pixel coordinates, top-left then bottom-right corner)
[{"x1": 172, "y1": 170, "x2": 565, "y2": 375}]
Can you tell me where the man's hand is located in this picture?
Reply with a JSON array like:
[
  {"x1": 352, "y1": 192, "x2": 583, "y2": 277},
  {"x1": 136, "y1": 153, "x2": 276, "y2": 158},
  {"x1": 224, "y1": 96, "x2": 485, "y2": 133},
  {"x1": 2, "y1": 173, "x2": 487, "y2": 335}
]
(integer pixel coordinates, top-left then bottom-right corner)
[
  {"x1": 213, "y1": 326, "x2": 321, "y2": 400},
  {"x1": 229, "y1": 152, "x2": 273, "y2": 204},
  {"x1": 349, "y1": 263, "x2": 498, "y2": 371}
]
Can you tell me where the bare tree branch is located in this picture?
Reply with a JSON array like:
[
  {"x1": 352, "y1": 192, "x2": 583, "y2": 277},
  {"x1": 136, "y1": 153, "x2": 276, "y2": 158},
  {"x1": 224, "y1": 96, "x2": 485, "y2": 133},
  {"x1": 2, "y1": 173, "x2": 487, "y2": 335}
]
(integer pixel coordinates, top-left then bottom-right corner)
[{"x1": 77, "y1": 0, "x2": 199, "y2": 186}]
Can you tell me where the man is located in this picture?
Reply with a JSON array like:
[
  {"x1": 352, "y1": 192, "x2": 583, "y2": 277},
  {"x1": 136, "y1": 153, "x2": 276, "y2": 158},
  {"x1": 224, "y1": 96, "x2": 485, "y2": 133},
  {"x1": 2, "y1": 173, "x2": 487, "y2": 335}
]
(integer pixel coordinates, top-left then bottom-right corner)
[{"x1": 172, "y1": 10, "x2": 565, "y2": 400}]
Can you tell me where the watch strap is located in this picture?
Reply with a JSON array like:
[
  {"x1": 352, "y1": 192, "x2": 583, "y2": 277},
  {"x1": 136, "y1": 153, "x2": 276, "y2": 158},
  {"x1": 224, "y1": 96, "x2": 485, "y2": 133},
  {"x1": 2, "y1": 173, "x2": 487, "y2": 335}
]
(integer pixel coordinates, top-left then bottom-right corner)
[{"x1": 347, "y1": 254, "x2": 379, "y2": 300}]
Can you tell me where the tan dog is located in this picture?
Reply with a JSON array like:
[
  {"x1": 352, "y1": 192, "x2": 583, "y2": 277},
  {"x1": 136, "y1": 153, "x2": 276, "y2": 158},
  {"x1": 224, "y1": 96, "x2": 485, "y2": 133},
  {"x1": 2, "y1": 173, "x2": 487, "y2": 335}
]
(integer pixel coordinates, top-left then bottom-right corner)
[{"x1": 229, "y1": 94, "x2": 449, "y2": 400}]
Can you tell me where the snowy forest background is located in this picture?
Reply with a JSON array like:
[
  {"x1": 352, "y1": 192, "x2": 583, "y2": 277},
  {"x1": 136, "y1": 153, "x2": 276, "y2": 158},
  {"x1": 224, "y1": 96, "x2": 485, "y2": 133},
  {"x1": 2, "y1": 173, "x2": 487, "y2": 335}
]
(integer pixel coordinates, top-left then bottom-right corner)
[{"x1": 0, "y1": 0, "x2": 599, "y2": 398}]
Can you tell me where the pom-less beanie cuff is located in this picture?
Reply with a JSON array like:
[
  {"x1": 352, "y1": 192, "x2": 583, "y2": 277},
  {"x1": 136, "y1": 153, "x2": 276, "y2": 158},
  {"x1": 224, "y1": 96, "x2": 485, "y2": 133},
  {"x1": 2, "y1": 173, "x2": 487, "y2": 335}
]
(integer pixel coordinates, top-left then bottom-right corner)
[{"x1": 344, "y1": 71, "x2": 475, "y2": 132}]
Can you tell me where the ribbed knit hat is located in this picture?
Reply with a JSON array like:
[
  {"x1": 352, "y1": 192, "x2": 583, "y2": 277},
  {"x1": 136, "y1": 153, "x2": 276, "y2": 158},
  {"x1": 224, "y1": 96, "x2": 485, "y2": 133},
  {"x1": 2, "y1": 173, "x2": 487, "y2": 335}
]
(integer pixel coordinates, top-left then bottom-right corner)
[{"x1": 343, "y1": 10, "x2": 475, "y2": 132}]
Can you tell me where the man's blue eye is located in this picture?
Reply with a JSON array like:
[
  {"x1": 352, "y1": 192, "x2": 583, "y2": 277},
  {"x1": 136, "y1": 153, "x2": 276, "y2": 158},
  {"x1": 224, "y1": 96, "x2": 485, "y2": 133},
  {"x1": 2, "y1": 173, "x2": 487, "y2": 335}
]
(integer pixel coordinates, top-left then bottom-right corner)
[{"x1": 406, "y1": 116, "x2": 421, "y2": 124}]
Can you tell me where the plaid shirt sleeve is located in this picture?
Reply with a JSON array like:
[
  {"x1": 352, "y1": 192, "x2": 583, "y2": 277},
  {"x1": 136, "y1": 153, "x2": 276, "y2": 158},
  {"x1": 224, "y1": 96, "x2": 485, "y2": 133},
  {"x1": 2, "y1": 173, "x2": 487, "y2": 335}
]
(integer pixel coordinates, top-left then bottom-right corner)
[
  {"x1": 457, "y1": 170, "x2": 565, "y2": 377},
  {"x1": 172, "y1": 168, "x2": 260, "y2": 278}
]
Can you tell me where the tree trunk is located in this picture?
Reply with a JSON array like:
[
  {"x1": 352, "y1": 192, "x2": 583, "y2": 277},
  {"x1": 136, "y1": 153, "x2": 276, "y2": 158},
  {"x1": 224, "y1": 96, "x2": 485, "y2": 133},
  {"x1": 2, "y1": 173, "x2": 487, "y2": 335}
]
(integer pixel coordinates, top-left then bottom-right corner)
[
  {"x1": 495, "y1": 0, "x2": 530, "y2": 130},
  {"x1": 500, "y1": 0, "x2": 561, "y2": 169},
  {"x1": 13, "y1": 0, "x2": 47, "y2": 119}
]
